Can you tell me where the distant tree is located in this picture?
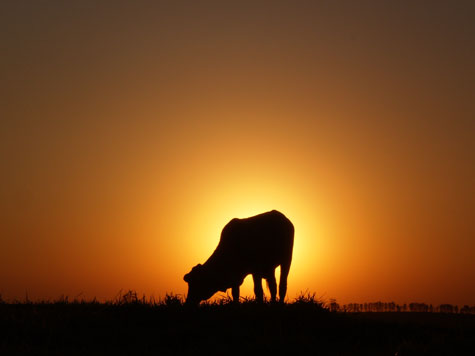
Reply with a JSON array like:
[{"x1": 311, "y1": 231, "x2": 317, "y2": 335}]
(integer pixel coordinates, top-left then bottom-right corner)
[
  {"x1": 460, "y1": 305, "x2": 475, "y2": 314},
  {"x1": 439, "y1": 304, "x2": 454, "y2": 313},
  {"x1": 409, "y1": 303, "x2": 428, "y2": 312},
  {"x1": 329, "y1": 299, "x2": 340, "y2": 312}
]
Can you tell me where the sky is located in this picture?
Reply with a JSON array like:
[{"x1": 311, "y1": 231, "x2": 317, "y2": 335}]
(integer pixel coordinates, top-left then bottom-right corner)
[{"x1": 1, "y1": 0, "x2": 474, "y2": 305}]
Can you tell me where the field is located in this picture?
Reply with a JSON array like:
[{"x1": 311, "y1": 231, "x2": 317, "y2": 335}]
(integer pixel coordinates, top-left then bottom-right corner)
[{"x1": 1, "y1": 294, "x2": 474, "y2": 355}]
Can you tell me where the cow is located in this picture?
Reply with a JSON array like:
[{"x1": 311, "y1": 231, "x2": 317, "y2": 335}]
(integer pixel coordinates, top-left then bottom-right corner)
[{"x1": 183, "y1": 210, "x2": 294, "y2": 305}]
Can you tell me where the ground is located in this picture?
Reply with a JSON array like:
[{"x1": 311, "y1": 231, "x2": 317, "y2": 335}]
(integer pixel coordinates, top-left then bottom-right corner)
[{"x1": 1, "y1": 297, "x2": 474, "y2": 355}]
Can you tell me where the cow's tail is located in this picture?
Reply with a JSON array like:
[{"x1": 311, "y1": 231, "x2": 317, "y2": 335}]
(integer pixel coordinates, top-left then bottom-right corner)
[{"x1": 279, "y1": 223, "x2": 294, "y2": 303}]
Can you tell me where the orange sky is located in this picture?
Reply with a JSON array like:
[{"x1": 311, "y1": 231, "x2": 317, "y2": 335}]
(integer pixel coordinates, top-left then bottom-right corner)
[{"x1": 1, "y1": 1, "x2": 474, "y2": 305}]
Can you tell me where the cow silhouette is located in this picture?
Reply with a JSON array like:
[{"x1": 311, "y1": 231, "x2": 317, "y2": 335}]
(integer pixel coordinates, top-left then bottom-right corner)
[{"x1": 184, "y1": 210, "x2": 294, "y2": 304}]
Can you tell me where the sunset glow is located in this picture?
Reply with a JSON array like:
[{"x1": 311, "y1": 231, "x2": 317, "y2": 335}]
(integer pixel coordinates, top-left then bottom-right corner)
[{"x1": 1, "y1": 1, "x2": 474, "y2": 306}]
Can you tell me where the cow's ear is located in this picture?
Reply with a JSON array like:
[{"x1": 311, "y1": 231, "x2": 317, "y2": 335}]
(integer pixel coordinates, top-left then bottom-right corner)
[
  {"x1": 183, "y1": 273, "x2": 190, "y2": 283},
  {"x1": 192, "y1": 264, "x2": 202, "y2": 272}
]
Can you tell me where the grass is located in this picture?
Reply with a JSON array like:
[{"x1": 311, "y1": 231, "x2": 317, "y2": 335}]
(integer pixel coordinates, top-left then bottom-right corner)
[{"x1": 1, "y1": 292, "x2": 474, "y2": 355}]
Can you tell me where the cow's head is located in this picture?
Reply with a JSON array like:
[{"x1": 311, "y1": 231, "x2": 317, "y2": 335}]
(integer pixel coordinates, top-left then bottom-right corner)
[{"x1": 183, "y1": 264, "x2": 222, "y2": 305}]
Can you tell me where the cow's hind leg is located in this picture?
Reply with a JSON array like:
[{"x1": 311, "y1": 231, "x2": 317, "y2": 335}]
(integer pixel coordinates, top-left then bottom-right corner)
[
  {"x1": 279, "y1": 260, "x2": 291, "y2": 303},
  {"x1": 252, "y1": 274, "x2": 263, "y2": 302},
  {"x1": 232, "y1": 285, "x2": 240, "y2": 303},
  {"x1": 266, "y1": 271, "x2": 277, "y2": 302}
]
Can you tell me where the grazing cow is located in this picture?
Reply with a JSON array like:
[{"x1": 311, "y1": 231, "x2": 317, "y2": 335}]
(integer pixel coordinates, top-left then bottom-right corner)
[{"x1": 184, "y1": 210, "x2": 294, "y2": 304}]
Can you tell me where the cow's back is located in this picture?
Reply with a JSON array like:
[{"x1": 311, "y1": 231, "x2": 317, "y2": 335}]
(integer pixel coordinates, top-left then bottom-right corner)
[{"x1": 216, "y1": 210, "x2": 294, "y2": 275}]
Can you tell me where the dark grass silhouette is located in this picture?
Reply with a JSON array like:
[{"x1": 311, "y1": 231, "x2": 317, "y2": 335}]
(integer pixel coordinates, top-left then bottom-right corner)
[
  {"x1": 184, "y1": 210, "x2": 294, "y2": 305},
  {"x1": 1, "y1": 292, "x2": 475, "y2": 356}
]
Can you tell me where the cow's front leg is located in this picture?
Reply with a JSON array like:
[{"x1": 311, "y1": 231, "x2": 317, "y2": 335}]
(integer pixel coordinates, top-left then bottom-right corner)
[
  {"x1": 252, "y1": 274, "x2": 264, "y2": 302},
  {"x1": 267, "y1": 272, "x2": 277, "y2": 303},
  {"x1": 231, "y1": 285, "x2": 240, "y2": 303}
]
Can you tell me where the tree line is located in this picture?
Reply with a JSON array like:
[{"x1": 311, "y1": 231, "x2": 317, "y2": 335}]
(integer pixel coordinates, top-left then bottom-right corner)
[{"x1": 328, "y1": 300, "x2": 475, "y2": 313}]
